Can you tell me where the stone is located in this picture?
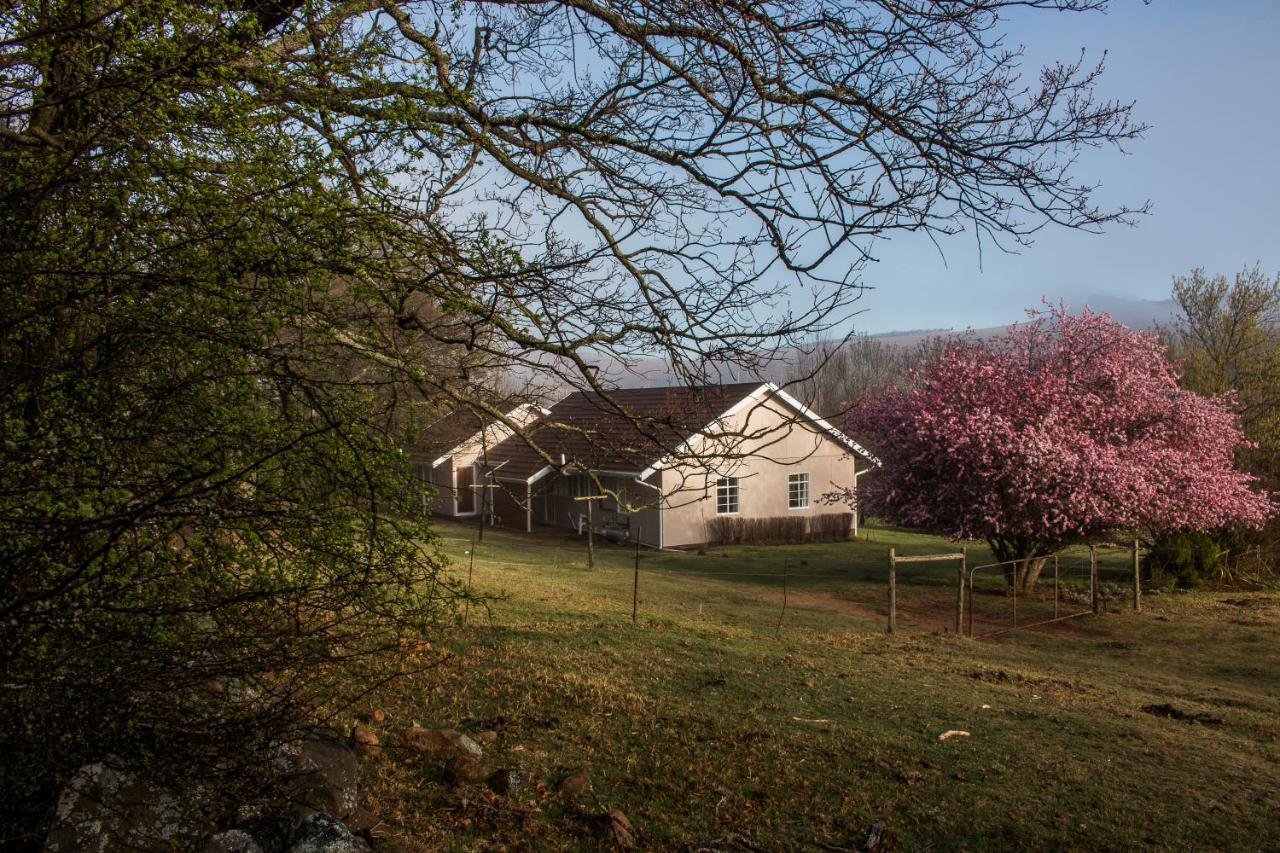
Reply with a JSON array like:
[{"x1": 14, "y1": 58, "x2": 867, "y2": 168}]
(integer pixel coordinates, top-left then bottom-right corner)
[
  {"x1": 277, "y1": 739, "x2": 360, "y2": 820},
  {"x1": 591, "y1": 808, "x2": 637, "y2": 849},
  {"x1": 287, "y1": 813, "x2": 370, "y2": 853},
  {"x1": 350, "y1": 725, "x2": 381, "y2": 759},
  {"x1": 555, "y1": 768, "x2": 592, "y2": 795},
  {"x1": 399, "y1": 726, "x2": 483, "y2": 760},
  {"x1": 443, "y1": 756, "x2": 487, "y2": 786},
  {"x1": 44, "y1": 761, "x2": 210, "y2": 852},
  {"x1": 204, "y1": 829, "x2": 265, "y2": 853},
  {"x1": 486, "y1": 767, "x2": 529, "y2": 797},
  {"x1": 222, "y1": 813, "x2": 294, "y2": 852},
  {"x1": 475, "y1": 730, "x2": 499, "y2": 745},
  {"x1": 370, "y1": 709, "x2": 386, "y2": 723}
]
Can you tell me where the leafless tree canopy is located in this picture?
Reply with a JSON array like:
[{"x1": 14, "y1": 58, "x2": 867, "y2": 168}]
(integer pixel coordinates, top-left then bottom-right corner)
[
  {"x1": 0, "y1": 1, "x2": 1145, "y2": 831},
  {"x1": 381, "y1": 0, "x2": 1145, "y2": 388},
  {"x1": 3, "y1": 0, "x2": 1145, "y2": 459}
]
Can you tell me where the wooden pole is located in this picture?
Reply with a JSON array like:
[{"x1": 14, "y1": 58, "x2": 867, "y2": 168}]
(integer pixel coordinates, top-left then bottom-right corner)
[
  {"x1": 955, "y1": 546, "x2": 966, "y2": 635},
  {"x1": 1090, "y1": 545, "x2": 1100, "y2": 615},
  {"x1": 1133, "y1": 538, "x2": 1141, "y2": 613},
  {"x1": 463, "y1": 538, "x2": 476, "y2": 626},
  {"x1": 586, "y1": 497, "x2": 595, "y2": 570},
  {"x1": 1053, "y1": 554, "x2": 1059, "y2": 620},
  {"x1": 887, "y1": 548, "x2": 896, "y2": 634},
  {"x1": 775, "y1": 566, "x2": 789, "y2": 638},
  {"x1": 966, "y1": 568, "x2": 974, "y2": 638},
  {"x1": 1012, "y1": 559, "x2": 1019, "y2": 629},
  {"x1": 632, "y1": 527, "x2": 641, "y2": 624}
]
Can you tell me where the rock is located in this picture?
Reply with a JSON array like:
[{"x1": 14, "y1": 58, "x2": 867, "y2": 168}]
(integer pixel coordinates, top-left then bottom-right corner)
[
  {"x1": 277, "y1": 739, "x2": 360, "y2": 820},
  {"x1": 591, "y1": 808, "x2": 637, "y2": 849},
  {"x1": 399, "y1": 726, "x2": 483, "y2": 760},
  {"x1": 219, "y1": 813, "x2": 294, "y2": 852},
  {"x1": 343, "y1": 806, "x2": 383, "y2": 839},
  {"x1": 204, "y1": 829, "x2": 265, "y2": 853},
  {"x1": 555, "y1": 767, "x2": 592, "y2": 795},
  {"x1": 443, "y1": 756, "x2": 487, "y2": 786},
  {"x1": 475, "y1": 730, "x2": 499, "y2": 745},
  {"x1": 287, "y1": 813, "x2": 370, "y2": 853},
  {"x1": 486, "y1": 767, "x2": 529, "y2": 797},
  {"x1": 350, "y1": 725, "x2": 381, "y2": 759},
  {"x1": 44, "y1": 761, "x2": 210, "y2": 852},
  {"x1": 862, "y1": 819, "x2": 886, "y2": 850},
  {"x1": 370, "y1": 709, "x2": 386, "y2": 723}
]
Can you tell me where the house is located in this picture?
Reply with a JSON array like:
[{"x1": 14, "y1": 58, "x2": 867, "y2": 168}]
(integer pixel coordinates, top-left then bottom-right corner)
[
  {"x1": 422, "y1": 382, "x2": 878, "y2": 549},
  {"x1": 406, "y1": 402, "x2": 547, "y2": 519}
]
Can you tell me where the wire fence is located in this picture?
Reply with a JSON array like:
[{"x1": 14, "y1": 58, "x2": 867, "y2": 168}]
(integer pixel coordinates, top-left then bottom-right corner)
[{"x1": 433, "y1": 532, "x2": 1146, "y2": 642}]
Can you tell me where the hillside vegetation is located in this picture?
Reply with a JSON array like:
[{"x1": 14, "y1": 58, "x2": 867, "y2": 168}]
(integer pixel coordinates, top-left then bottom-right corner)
[{"x1": 355, "y1": 522, "x2": 1280, "y2": 851}]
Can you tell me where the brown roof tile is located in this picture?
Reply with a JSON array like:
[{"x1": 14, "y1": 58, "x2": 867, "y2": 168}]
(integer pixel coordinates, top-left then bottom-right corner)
[{"x1": 482, "y1": 383, "x2": 765, "y2": 481}]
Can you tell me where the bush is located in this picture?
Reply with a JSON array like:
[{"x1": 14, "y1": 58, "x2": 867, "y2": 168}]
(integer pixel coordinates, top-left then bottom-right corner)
[
  {"x1": 705, "y1": 513, "x2": 853, "y2": 545},
  {"x1": 1147, "y1": 531, "x2": 1224, "y2": 587},
  {"x1": 811, "y1": 512, "x2": 855, "y2": 541}
]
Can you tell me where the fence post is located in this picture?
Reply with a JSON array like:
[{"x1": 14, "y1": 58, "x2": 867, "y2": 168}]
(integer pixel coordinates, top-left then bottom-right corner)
[
  {"x1": 966, "y1": 566, "x2": 974, "y2": 638},
  {"x1": 775, "y1": 570, "x2": 789, "y2": 638},
  {"x1": 1012, "y1": 559, "x2": 1019, "y2": 629},
  {"x1": 586, "y1": 498, "x2": 595, "y2": 570},
  {"x1": 1090, "y1": 545, "x2": 1100, "y2": 615},
  {"x1": 887, "y1": 548, "x2": 896, "y2": 634},
  {"x1": 1133, "y1": 538, "x2": 1141, "y2": 613},
  {"x1": 1053, "y1": 554, "x2": 1059, "y2": 620},
  {"x1": 464, "y1": 538, "x2": 476, "y2": 627},
  {"x1": 955, "y1": 546, "x2": 966, "y2": 635},
  {"x1": 632, "y1": 527, "x2": 641, "y2": 624}
]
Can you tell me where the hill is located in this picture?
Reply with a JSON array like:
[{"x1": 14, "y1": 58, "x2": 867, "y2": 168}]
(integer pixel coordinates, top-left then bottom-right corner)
[{"x1": 354, "y1": 520, "x2": 1280, "y2": 850}]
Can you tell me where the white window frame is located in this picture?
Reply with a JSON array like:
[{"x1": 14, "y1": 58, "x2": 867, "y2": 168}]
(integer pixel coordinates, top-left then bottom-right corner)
[
  {"x1": 716, "y1": 477, "x2": 740, "y2": 515},
  {"x1": 788, "y1": 472, "x2": 810, "y2": 510}
]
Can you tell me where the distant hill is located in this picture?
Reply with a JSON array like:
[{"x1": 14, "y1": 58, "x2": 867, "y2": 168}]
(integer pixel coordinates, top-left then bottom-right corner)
[
  {"x1": 607, "y1": 295, "x2": 1181, "y2": 387},
  {"x1": 866, "y1": 296, "x2": 1179, "y2": 348}
]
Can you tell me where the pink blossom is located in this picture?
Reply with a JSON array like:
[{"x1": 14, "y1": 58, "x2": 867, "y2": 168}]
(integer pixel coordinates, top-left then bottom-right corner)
[{"x1": 848, "y1": 306, "x2": 1273, "y2": 554}]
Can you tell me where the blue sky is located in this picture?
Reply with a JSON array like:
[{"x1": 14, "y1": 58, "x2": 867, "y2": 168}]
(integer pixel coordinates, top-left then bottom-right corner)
[{"x1": 850, "y1": 0, "x2": 1280, "y2": 334}]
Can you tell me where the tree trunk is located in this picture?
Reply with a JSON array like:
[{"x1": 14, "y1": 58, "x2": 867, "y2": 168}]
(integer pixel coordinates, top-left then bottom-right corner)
[
  {"x1": 1001, "y1": 555, "x2": 1047, "y2": 593},
  {"x1": 1018, "y1": 556, "x2": 1047, "y2": 593}
]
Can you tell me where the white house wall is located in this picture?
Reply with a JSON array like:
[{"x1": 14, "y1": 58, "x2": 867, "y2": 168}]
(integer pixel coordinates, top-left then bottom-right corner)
[{"x1": 656, "y1": 394, "x2": 859, "y2": 548}]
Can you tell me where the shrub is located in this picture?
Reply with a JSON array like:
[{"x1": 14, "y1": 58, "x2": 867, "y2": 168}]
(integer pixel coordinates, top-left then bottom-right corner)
[
  {"x1": 1147, "y1": 531, "x2": 1224, "y2": 588},
  {"x1": 705, "y1": 513, "x2": 853, "y2": 545},
  {"x1": 811, "y1": 512, "x2": 855, "y2": 542}
]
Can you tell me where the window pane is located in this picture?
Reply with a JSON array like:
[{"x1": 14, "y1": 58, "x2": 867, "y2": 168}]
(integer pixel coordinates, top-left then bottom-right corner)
[
  {"x1": 788, "y1": 473, "x2": 809, "y2": 508},
  {"x1": 716, "y1": 477, "x2": 739, "y2": 514}
]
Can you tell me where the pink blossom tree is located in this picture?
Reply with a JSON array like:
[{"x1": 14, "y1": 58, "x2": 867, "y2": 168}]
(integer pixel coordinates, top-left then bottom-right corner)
[{"x1": 847, "y1": 306, "x2": 1273, "y2": 591}]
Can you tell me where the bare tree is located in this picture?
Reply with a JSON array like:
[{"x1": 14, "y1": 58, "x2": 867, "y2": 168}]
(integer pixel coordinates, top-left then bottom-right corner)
[{"x1": 1, "y1": 0, "x2": 1145, "y2": 834}]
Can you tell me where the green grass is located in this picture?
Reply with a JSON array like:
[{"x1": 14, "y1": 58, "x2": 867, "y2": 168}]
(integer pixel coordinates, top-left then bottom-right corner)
[{"x1": 359, "y1": 522, "x2": 1280, "y2": 851}]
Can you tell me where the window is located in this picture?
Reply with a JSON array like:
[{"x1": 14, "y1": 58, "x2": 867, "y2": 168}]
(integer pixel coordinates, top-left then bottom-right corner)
[
  {"x1": 716, "y1": 477, "x2": 740, "y2": 515},
  {"x1": 788, "y1": 473, "x2": 810, "y2": 509},
  {"x1": 569, "y1": 474, "x2": 594, "y2": 497}
]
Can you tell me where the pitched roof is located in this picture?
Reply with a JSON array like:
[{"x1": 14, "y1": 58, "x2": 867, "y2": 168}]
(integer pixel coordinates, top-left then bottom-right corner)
[
  {"x1": 407, "y1": 401, "x2": 542, "y2": 466},
  {"x1": 481, "y1": 382, "x2": 877, "y2": 483}
]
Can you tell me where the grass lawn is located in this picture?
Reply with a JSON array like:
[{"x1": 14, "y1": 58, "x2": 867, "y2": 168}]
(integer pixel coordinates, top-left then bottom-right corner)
[{"x1": 358, "y1": 521, "x2": 1280, "y2": 851}]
